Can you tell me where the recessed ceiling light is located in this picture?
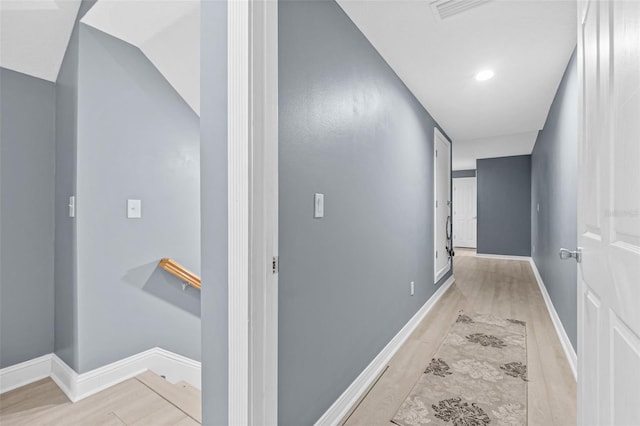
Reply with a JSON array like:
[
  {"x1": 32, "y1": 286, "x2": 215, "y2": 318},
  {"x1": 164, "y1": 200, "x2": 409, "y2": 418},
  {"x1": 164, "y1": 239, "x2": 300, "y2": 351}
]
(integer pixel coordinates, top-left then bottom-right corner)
[{"x1": 475, "y1": 70, "x2": 495, "y2": 81}]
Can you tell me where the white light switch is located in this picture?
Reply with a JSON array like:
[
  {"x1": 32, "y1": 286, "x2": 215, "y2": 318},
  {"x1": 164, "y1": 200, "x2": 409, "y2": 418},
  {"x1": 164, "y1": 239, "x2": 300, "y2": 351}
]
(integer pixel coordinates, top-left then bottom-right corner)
[
  {"x1": 410, "y1": 281, "x2": 415, "y2": 296},
  {"x1": 68, "y1": 196, "x2": 76, "y2": 218},
  {"x1": 314, "y1": 193, "x2": 324, "y2": 218},
  {"x1": 127, "y1": 199, "x2": 142, "y2": 218}
]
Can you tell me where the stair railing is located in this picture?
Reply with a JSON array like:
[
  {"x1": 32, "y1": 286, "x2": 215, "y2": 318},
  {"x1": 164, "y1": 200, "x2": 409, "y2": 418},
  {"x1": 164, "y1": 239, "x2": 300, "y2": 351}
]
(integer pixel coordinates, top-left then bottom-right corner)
[{"x1": 158, "y1": 258, "x2": 201, "y2": 290}]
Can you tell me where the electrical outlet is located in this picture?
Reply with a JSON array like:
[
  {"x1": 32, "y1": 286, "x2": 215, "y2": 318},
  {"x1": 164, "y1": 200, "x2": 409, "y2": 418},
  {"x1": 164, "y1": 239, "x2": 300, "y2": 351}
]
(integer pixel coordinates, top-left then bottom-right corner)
[{"x1": 410, "y1": 281, "x2": 415, "y2": 296}]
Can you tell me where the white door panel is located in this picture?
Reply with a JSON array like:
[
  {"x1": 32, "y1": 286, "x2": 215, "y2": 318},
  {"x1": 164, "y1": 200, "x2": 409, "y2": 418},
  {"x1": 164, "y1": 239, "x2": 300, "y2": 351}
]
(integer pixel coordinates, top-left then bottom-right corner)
[
  {"x1": 434, "y1": 128, "x2": 451, "y2": 282},
  {"x1": 453, "y1": 177, "x2": 476, "y2": 248},
  {"x1": 578, "y1": 1, "x2": 640, "y2": 424}
]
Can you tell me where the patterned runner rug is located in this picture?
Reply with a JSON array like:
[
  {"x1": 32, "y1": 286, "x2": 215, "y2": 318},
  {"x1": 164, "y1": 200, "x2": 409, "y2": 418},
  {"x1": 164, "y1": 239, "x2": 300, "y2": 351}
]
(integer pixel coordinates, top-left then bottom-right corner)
[{"x1": 391, "y1": 312, "x2": 528, "y2": 426}]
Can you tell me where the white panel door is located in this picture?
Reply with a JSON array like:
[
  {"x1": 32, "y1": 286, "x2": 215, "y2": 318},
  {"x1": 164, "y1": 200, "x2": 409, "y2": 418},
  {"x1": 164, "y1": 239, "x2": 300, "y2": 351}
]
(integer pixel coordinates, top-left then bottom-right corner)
[
  {"x1": 578, "y1": 1, "x2": 640, "y2": 425},
  {"x1": 434, "y1": 128, "x2": 451, "y2": 282},
  {"x1": 453, "y1": 177, "x2": 477, "y2": 248}
]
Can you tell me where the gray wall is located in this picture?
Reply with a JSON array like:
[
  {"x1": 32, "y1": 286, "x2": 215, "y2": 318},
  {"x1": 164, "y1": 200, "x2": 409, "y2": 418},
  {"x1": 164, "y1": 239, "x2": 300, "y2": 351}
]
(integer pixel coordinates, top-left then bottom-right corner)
[
  {"x1": 53, "y1": 0, "x2": 95, "y2": 370},
  {"x1": 0, "y1": 68, "x2": 56, "y2": 368},
  {"x1": 531, "y1": 50, "x2": 577, "y2": 350},
  {"x1": 74, "y1": 25, "x2": 201, "y2": 372},
  {"x1": 279, "y1": 1, "x2": 451, "y2": 424},
  {"x1": 477, "y1": 155, "x2": 531, "y2": 256},
  {"x1": 453, "y1": 169, "x2": 476, "y2": 178},
  {"x1": 200, "y1": 0, "x2": 228, "y2": 423}
]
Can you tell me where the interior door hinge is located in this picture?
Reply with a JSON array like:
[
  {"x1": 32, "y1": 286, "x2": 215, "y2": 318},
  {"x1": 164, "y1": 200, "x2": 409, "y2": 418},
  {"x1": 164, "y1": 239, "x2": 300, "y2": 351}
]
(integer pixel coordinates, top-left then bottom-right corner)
[
  {"x1": 272, "y1": 256, "x2": 279, "y2": 274},
  {"x1": 436, "y1": 149, "x2": 438, "y2": 157},
  {"x1": 436, "y1": 250, "x2": 438, "y2": 259}
]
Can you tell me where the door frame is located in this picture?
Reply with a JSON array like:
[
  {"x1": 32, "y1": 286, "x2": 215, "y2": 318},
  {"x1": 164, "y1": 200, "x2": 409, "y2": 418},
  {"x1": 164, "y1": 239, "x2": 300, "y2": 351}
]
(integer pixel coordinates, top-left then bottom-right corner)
[
  {"x1": 227, "y1": 0, "x2": 279, "y2": 423},
  {"x1": 452, "y1": 176, "x2": 477, "y2": 249},
  {"x1": 434, "y1": 127, "x2": 452, "y2": 283}
]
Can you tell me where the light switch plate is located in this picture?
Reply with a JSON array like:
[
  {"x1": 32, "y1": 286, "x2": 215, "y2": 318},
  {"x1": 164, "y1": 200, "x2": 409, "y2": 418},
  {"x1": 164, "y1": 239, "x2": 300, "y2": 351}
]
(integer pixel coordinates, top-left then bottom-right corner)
[
  {"x1": 68, "y1": 196, "x2": 75, "y2": 218},
  {"x1": 127, "y1": 199, "x2": 142, "y2": 218},
  {"x1": 314, "y1": 193, "x2": 324, "y2": 218}
]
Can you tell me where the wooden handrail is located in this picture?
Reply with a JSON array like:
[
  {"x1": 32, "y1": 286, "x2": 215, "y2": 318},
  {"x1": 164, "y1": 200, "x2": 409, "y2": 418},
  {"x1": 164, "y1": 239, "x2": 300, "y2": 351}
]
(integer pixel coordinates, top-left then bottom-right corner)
[{"x1": 158, "y1": 258, "x2": 201, "y2": 290}]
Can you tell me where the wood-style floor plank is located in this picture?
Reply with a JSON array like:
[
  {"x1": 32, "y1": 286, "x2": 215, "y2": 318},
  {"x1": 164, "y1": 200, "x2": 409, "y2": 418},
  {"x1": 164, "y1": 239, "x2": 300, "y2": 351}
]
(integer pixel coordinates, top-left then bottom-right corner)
[
  {"x1": 344, "y1": 250, "x2": 577, "y2": 425},
  {"x1": 0, "y1": 373, "x2": 202, "y2": 426}
]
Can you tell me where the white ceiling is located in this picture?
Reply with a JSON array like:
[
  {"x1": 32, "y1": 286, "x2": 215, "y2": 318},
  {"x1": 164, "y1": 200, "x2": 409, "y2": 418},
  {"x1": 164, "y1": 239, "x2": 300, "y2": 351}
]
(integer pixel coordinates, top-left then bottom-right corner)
[
  {"x1": 81, "y1": 0, "x2": 200, "y2": 115},
  {"x1": 337, "y1": 0, "x2": 577, "y2": 167},
  {"x1": 0, "y1": 0, "x2": 81, "y2": 81},
  {"x1": 453, "y1": 131, "x2": 538, "y2": 170}
]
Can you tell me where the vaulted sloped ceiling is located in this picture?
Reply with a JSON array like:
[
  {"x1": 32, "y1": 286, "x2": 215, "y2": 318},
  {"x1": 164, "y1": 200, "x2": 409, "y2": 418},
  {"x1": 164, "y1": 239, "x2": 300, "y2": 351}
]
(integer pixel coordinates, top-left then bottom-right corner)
[
  {"x1": 0, "y1": 0, "x2": 199, "y2": 115},
  {"x1": 81, "y1": 0, "x2": 200, "y2": 115},
  {"x1": 337, "y1": 0, "x2": 577, "y2": 168},
  {"x1": 0, "y1": 0, "x2": 81, "y2": 82}
]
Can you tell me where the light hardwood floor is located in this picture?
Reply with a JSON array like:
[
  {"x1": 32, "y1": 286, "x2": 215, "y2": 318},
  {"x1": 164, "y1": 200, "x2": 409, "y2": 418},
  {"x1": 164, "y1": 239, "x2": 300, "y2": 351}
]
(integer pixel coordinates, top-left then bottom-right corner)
[
  {"x1": 343, "y1": 249, "x2": 577, "y2": 425},
  {"x1": 0, "y1": 372, "x2": 200, "y2": 426}
]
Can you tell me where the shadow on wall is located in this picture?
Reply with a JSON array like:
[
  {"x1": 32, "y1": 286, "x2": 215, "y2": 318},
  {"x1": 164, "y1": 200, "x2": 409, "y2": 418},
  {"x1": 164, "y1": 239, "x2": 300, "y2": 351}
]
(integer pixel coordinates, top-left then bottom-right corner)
[{"x1": 123, "y1": 261, "x2": 201, "y2": 318}]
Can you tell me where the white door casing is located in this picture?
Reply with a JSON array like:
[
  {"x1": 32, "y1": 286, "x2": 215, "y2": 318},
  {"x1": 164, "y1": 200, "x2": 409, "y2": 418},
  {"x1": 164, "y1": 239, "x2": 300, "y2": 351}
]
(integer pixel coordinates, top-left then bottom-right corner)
[
  {"x1": 228, "y1": 0, "x2": 278, "y2": 424},
  {"x1": 434, "y1": 128, "x2": 452, "y2": 283},
  {"x1": 453, "y1": 177, "x2": 477, "y2": 249},
  {"x1": 578, "y1": 1, "x2": 640, "y2": 425}
]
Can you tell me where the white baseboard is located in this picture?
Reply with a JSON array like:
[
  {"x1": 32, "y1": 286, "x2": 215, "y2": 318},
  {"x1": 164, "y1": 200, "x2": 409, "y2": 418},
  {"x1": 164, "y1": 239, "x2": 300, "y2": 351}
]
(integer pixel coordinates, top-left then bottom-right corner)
[
  {"x1": 0, "y1": 354, "x2": 53, "y2": 394},
  {"x1": 476, "y1": 253, "x2": 532, "y2": 261},
  {"x1": 2, "y1": 347, "x2": 201, "y2": 402},
  {"x1": 528, "y1": 258, "x2": 578, "y2": 380},
  {"x1": 314, "y1": 275, "x2": 456, "y2": 426}
]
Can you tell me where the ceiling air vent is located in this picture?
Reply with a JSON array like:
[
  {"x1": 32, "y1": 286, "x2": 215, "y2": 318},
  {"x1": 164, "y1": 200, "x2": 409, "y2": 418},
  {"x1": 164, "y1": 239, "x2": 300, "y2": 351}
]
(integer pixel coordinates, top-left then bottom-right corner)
[{"x1": 430, "y1": 0, "x2": 492, "y2": 20}]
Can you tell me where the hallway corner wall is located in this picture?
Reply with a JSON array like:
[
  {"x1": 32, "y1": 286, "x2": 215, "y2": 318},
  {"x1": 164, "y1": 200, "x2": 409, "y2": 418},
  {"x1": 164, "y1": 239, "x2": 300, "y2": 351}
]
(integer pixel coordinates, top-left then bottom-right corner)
[
  {"x1": 531, "y1": 49, "x2": 578, "y2": 351},
  {"x1": 477, "y1": 155, "x2": 532, "y2": 256},
  {"x1": 278, "y1": 1, "x2": 452, "y2": 424},
  {"x1": 0, "y1": 68, "x2": 56, "y2": 368}
]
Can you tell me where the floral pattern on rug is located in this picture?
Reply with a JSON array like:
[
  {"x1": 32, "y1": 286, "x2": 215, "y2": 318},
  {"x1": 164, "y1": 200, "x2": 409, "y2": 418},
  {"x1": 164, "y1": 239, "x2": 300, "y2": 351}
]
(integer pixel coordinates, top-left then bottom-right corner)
[
  {"x1": 500, "y1": 362, "x2": 528, "y2": 381},
  {"x1": 397, "y1": 396, "x2": 433, "y2": 425},
  {"x1": 432, "y1": 397, "x2": 490, "y2": 426},
  {"x1": 391, "y1": 312, "x2": 528, "y2": 426},
  {"x1": 492, "y1": 403, "x2": 526, "y2": 426},
  {"x1": 452, "y1": 359, "x2": 503, "y2": 382},
  {"x1": 466, "y1": 333, "x2": 507, "y2": 348},
  {"x1": 457, "y1": 313, "x2": 474, "y2": 323},
  {"x1": 425, "y1": 358, "x2": 453, "y2": 377}
]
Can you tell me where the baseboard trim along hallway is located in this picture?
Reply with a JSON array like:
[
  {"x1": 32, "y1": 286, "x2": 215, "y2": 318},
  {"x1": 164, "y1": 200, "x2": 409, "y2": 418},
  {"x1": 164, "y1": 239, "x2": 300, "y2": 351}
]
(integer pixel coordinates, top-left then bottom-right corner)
[
  {"x1": 475, "y1": 253, "x2": 532, "y2": 261},
  {"x1": 528, "y1": 258, "x2": 578, "y2": 380},
  {"x1": 314, "y1": 275, "x2": 456, "y2": 426},
  {"x1": 0, "y1": 347, "x2": 201, "y2": 402}
]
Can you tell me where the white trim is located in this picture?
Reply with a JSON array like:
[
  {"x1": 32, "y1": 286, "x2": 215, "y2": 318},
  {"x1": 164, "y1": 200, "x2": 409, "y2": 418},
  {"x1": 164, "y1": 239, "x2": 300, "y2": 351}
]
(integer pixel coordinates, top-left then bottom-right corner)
[
  {"x1": 1, "y1": 348, "x2": 201, "y2": 402},
  {"x1": 0, "y1": 353, "x2": 52, "y2": 394},
  {"x1": 434, "y1": 127, "x2": 452, "y2": 284},
  {"x1": 228, "y1": 0, "x2": 279, "y2": 423},
  {"x1": 228, "y1": 0, "x2": 250, "y2": 423},
  {"x1": 528, "y1": 258, "x2": 578, "y2": 380},
  {"x1": 248, "y1": 0, "x2": 279, "y2": 424},
  {"x1": 315, "y1": 275, "x2": 456, "y2": 426},
  {"x1": 476, "y1": 253, "x2": 532, "y2": 261}
]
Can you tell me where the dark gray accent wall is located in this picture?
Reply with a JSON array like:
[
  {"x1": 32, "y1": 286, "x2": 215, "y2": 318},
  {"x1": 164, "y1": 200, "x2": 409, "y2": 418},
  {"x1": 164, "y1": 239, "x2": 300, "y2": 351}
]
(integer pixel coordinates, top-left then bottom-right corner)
[
  {"x1": 74, "y1": 25, "x2": 201, "y2": 372},
  {"x1": 0, "y1": 68, "x2": 56, "y2": 368},
  {"x1": 531, "y1": 50, "x2": 577, "y2": 350},
  {"x1": 200, "y1": 0, "x2": 228, "y2": 423},
  {"x1": 477, "y1": 155, "x2": 531, "y2": 256},
  {"x1": 453, "y1": 169, "x2": 476, "y2": 178},
  {"x1": 279, "y1": 1, "x2": 451, "y2": 424}
]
